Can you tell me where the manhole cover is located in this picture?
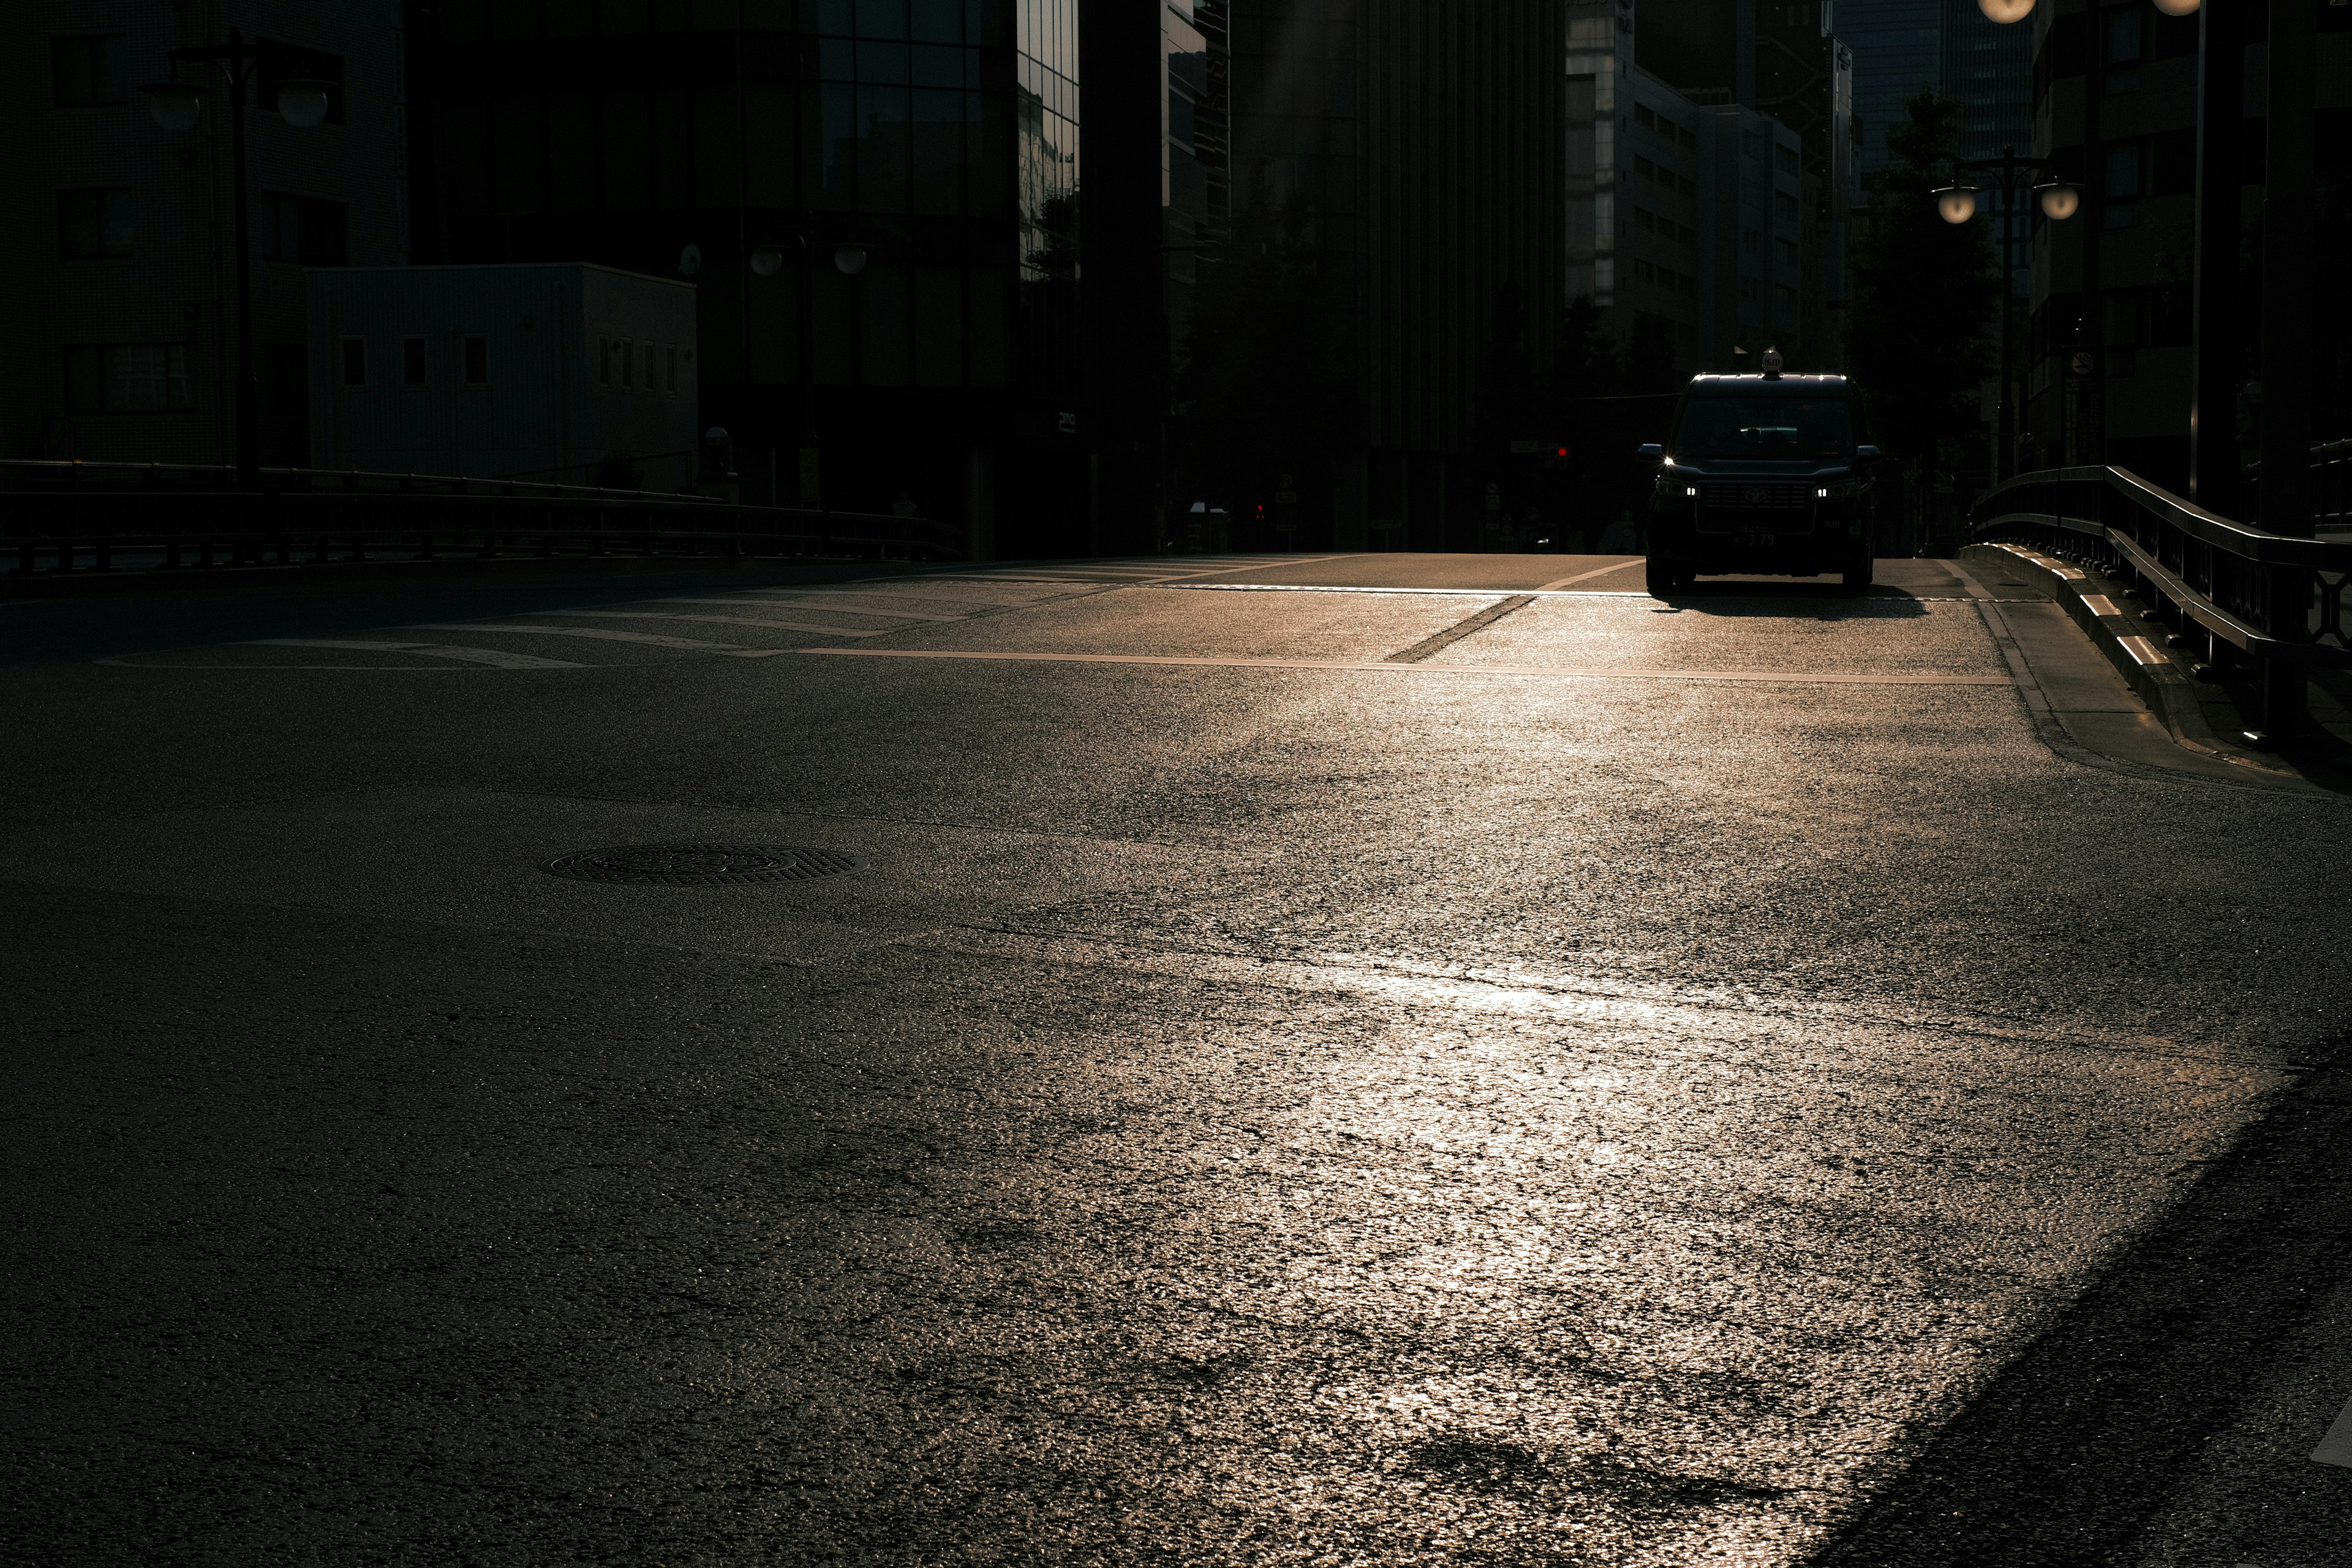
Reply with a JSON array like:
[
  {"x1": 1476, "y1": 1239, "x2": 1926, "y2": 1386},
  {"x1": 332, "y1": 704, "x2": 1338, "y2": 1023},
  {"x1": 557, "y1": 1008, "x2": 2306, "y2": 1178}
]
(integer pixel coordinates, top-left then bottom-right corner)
[{"x1": 543, "y1": 844, "x2": 858, "y2": 885}]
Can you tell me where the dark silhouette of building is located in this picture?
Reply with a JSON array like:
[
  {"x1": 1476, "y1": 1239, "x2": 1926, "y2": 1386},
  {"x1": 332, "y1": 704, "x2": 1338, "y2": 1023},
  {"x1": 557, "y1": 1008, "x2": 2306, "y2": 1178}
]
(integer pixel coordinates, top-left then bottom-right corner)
[
  {"x1": 402, "y1": 0, "x2": 1089, "y2": 557},
  {"x1": 1195, "y1": 0, "x2": 1564, "y2": 550}
]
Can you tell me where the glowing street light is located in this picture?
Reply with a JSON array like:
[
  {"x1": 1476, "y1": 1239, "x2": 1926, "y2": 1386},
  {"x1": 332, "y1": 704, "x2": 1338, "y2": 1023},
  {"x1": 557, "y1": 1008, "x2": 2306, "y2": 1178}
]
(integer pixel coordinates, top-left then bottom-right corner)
[
  {"x1": 1936, "y1": 186, "x2": 1980, "y2": 225},
  {"x1": 2038, "y1": 183, "x2": 2081, "y2": 221}
]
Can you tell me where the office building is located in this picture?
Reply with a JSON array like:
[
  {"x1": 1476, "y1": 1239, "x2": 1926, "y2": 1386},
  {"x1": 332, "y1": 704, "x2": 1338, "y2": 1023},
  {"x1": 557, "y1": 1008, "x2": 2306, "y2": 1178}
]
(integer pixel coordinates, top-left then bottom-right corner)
[
  {"x1": 1838, "y1": 0, "x2": 1941, "y2": 182},
  {"x1": 1570, "y1": 0, "x2": 1806, "y2": 374},
  {"x1": 1206, "y1": 0, "x2": 1564, "y2": 550},
  {"x1": 2022, "y1": 0, "x2": 2352, "y2": 488},
  {"x1": 1629, "y1": 0, "x2": 1852, "y2": 370},
  {"x1": 1080, "y1": 0, "x2": 1229, "y2": 552},
  {"x1": 405, "y1": 0, "x2": 1088, "y2": 556},
  {"x1": 4, "y1": 1, "x2": 407, "y2": 466}
]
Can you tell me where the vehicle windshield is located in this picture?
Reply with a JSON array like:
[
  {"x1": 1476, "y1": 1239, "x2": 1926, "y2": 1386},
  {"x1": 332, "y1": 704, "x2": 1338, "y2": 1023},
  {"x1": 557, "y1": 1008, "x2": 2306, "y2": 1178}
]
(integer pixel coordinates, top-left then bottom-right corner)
[{"x1": 1672, "y1": 395, "x2": 1854, "y2": 461}]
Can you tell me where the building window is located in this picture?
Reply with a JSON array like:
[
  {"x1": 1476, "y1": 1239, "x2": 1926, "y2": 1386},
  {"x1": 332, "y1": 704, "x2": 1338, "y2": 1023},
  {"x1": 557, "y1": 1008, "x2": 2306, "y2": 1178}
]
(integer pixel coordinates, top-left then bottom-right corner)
[
  {"x1": 51, "y1": 35, "x2": 127, "y2": 107},
  {"x1": 1777, "y1": 237, "x2": 1799, "y2": 269},
  {"x1": 464, "y1": 336, "x2": 488, "y2": 385},
  {"x1": 403, "y1": 336, "x2": 427, "y2": 385},
  {"x1": 1776, "y1": 145, "x2": 1800, "y2": 177},
  {"x1": 341, "y1": 338, "x2": 366, "y2": 385},
  {"x1": 57, "y1": 189, "x2": 133, "y2": 260},
  {"x1": 1677, "y1": 126, "x2": 1697, "y2": 150},
  {"x1": 1635, "y1": 102, "x2": 1656, "y2": 129},
  {"x1": 262, "y1": 192, "x2": 347, "y2": 264},
  {"x1": 2105, "y1": 140, "x2": 2144, "y2": 200},
  {"x1": 1774, "y1": 189, "x2": 1800, "y2": 224},
  {"x1": 64, "y1": 344, "x2": 194, "y2": 412}
]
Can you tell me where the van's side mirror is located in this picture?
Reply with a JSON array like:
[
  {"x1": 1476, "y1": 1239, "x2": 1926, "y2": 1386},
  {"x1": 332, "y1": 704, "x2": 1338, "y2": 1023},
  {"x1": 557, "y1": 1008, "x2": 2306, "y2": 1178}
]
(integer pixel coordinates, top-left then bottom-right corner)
[
  {"x1": 1855, "y1": 444, "x2": 1882, "y2": 462},
  {"x1": 1637, "y1": 443, "x2": 1663, "y2": 461}
]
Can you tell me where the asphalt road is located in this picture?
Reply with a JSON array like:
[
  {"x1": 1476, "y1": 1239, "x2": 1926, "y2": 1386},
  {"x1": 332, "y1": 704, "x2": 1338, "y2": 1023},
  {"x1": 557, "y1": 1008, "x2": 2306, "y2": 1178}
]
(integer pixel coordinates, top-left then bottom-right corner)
[{"x1": 5, "y1": 552, "x2": 2350, "y2": 1566}]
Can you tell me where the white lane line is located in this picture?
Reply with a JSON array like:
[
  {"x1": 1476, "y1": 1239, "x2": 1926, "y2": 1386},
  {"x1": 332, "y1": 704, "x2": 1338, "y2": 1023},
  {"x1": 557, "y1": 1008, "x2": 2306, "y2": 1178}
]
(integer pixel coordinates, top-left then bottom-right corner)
[
  {"x1": 246, "y1": 638, "x2": 585, "y2": 668},
  {"x1": 673, "y1": 595, "x2": 973, "y2": 622},
  {"x1": 405, "y1": 623, "x2": 741, "y2": 651},
  {"x1": 797, "y1": 647, "x2": 2016, "y2": 685},
  {"x1": 532, "y1": 610, "x2": 891, "y2": 638},
  {"x1": 2314, "y1": 1395, "x2": 2352, "y2": 1467},
  {"x1": 1537, "y1": 559, "x2": 1645, "y2": 590}
]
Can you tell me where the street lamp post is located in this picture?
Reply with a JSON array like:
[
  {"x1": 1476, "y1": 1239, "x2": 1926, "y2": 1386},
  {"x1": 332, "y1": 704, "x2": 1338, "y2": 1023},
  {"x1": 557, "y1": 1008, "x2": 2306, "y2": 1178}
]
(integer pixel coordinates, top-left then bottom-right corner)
[
  {"x1": 748, "y1": 236, "x2": 867, "y2": 508},
  {"x1": 143, "y1": 29, "x2": 330, "y2": 492},
  {"x1": 1934, "y1": 147, "x2": 2077, "y2": 482}
]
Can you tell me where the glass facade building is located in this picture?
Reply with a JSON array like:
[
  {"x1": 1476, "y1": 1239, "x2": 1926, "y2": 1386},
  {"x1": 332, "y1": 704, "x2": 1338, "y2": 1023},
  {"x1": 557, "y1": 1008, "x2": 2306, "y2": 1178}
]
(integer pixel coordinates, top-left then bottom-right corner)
[
  {"x1": 407, "y1": 0, "x2": 1093, "y2": 554},
  {"x1": 1837, "y1": 0, "x2": 1941, "y2": 181}
]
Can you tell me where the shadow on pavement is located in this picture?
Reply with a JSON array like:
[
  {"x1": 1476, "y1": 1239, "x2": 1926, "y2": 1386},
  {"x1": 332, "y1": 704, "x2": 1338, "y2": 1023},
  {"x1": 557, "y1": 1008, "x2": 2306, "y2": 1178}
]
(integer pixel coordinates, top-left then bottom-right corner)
[
  {"x1": 1659, "y1": 581, "x2": 1932, "y2": 619},
  {"x1": 1804, "y1": 1052, "x2": 2352, "y2": 1567}
]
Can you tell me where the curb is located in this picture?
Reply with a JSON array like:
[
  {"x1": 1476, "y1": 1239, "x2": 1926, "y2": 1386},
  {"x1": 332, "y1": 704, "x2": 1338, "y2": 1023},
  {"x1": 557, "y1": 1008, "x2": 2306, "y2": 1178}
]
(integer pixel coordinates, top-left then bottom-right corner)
[{"x1": 1959, "y1": 542, "x2": 2287, "y2": 772}]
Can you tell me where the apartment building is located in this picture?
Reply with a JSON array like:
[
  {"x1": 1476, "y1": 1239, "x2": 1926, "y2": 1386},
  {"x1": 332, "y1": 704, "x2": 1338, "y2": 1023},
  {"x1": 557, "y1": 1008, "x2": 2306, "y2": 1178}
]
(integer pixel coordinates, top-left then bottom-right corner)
[{"x1": 2, "y1": 1, "x2": 405, "y2": 466}]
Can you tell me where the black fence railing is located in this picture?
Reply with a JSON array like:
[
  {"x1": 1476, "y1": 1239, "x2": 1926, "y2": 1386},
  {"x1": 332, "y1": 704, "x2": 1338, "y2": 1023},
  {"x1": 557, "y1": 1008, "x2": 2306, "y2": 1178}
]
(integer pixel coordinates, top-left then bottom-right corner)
[
  {"x1": 1, "y1": 461, "x2": 963, "y2": 574},
  {"x1": 1970, "y1": 466, "x2": 2352, "y2": 680}
]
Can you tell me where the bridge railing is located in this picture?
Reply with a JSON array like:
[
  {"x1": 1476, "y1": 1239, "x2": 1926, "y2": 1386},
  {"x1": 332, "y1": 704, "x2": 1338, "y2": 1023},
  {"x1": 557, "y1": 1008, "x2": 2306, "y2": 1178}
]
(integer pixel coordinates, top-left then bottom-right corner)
[
  {"x1": 0, "y1": 459, "x2": 963, "y2": 573},
  {"x1": 1969, "y1": 465, "x2": 2352, "y2": 680}
]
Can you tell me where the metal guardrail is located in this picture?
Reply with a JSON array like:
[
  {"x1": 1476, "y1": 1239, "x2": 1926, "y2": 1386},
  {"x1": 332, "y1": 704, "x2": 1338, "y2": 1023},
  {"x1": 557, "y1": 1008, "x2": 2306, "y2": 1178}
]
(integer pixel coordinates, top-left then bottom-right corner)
[
  {"x1": 0, "y1": 458, "x2": 719, "y2": 505},
  {"x1": 2, "y1": 461, "x2": 963, "y2": 573},
  {"x1": 1970, "y1": 464, "x2": 2352, "y2": 676}
]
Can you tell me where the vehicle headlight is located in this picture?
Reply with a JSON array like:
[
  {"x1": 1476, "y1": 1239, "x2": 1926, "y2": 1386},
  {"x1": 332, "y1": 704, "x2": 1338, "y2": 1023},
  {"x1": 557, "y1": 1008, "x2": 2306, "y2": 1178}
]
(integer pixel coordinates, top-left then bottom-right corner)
[{"x1": 1815, "y1": 480, "x2": 1861, "y2": 502}]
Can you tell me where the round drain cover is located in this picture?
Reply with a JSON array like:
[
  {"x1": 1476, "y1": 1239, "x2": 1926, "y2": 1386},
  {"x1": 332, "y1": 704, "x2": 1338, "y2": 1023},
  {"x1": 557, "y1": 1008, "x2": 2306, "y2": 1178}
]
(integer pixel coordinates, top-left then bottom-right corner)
[{"x1": 544, "y1": 844, "x2": 857, "y2": 885}]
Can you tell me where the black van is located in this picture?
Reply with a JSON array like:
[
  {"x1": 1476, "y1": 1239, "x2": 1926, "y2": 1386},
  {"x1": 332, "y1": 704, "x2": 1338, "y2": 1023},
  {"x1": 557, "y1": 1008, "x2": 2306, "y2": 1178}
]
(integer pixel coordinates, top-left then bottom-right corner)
[{"x1": 1638, "y1": 368, "x2": 1881, "y2": 597}]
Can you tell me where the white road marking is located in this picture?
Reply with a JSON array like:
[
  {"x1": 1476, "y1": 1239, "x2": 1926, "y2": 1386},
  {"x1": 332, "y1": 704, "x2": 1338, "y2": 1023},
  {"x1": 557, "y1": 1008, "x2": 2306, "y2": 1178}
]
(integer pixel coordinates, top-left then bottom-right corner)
[
  {"x1": 671, "y1": 595, "x2": 973, "y2": 622},
  {"x1": 532, "y1": 610, "x2": 891, "y2": 637},
  {"x1": 404, "y1": 623, "x2": 742, "y2": 651},
  {"x1": 798, "y1": 647, "x2": 2015, "y2": 684},
  {"x1": 244, "y1": 638, "x2": 585, "y2": 668},
  {"x1": 1536, "y1": 559, "x2": 1644, "y2": 590},
  {"x1": 2314, "y1": 1394, "x2": 2352, "y2": 1467}
]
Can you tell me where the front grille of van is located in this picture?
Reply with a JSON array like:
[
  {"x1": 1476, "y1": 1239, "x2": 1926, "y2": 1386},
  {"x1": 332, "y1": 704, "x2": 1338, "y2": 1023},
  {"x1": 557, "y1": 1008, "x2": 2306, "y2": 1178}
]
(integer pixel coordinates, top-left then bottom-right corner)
[{"x1": 1698, "y1": 481, "x2": 1814, "y2": 511}]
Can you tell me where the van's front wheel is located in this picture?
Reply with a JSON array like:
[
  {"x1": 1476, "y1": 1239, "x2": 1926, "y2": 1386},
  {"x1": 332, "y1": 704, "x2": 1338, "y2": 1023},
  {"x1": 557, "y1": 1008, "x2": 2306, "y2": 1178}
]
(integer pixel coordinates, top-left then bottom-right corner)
[
  {"x1": 1645, "y1": 557, "x2": 1687, "y2": 598},
  {"x1": 1840, "y1": 556, "x2": 1873, "y2": 595}
]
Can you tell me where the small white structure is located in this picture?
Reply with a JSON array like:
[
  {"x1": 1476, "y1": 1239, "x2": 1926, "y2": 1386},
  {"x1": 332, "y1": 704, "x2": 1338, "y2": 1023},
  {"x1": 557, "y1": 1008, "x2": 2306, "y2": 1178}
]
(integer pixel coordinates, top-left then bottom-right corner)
[{"x1": 306, "y1": 262, "x2": 696, "y2": 488}]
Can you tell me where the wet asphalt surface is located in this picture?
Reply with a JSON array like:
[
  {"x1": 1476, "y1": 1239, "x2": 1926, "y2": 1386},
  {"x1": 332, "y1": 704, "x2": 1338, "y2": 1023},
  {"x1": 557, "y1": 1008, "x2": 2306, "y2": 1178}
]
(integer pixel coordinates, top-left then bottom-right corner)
[{"x1": 4, "y1": 552, "x2": 2350, "y2": 1566}]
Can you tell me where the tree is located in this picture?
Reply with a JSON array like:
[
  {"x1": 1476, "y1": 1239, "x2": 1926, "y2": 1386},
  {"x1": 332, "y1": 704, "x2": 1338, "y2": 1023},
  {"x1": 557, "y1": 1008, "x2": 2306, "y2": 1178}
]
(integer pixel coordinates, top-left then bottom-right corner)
[{"x1": 1845, "y1": 91, "x2": 2000, "y2": 476}]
